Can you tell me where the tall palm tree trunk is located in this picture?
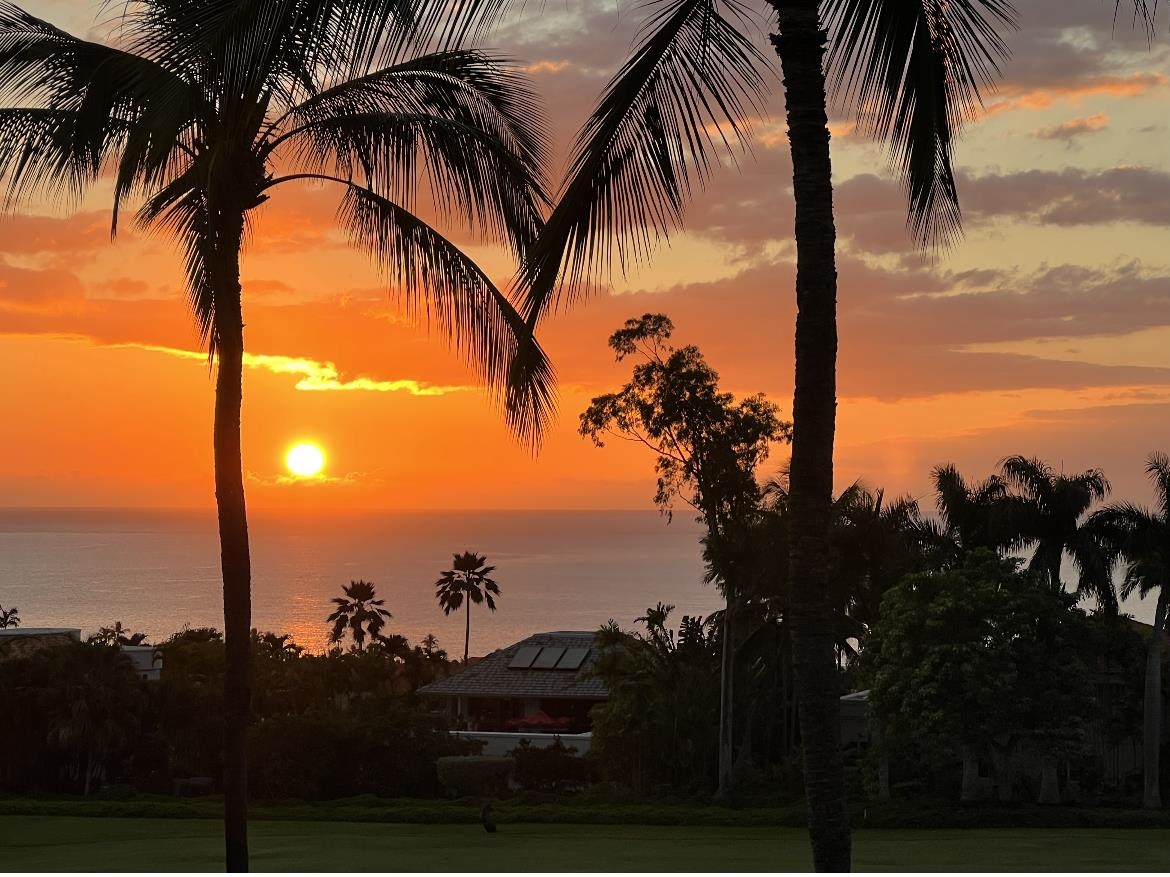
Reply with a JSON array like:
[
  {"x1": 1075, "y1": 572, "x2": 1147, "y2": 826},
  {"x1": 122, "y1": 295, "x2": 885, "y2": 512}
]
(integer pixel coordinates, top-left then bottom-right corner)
[
  {"x1": 464, "y1": 598, "x2": 471, "y2": 664},
  {"x1": 717, "y1": 590, "x2": 735, "y2": 797},
  {"x1": 770, "y1": 1, "x2": 850, "y2": 870},
  {"x1": 1143, "y1": 587, "x2": 1167, "y2": 809},
  {"x1": 213, "y1": 214, "x2": 252, "y2": 872}
]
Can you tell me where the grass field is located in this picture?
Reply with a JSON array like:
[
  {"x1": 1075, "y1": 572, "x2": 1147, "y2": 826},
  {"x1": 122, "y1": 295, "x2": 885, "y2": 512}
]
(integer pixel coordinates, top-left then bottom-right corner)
[{"x1": 2, "y1": 817, "x2": 1169, "y2": 872}]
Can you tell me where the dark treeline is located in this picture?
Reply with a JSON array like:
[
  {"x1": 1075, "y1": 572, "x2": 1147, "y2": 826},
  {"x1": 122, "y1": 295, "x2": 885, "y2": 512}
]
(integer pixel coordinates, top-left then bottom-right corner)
[{"x1": 0, "y1": 625, "x2": 470, "y2": 800}]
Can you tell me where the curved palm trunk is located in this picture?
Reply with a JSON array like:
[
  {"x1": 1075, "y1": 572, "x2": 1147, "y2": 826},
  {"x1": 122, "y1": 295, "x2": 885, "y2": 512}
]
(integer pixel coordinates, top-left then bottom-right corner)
[
  {"x1": 213, "y1": 217, "x2": 252, "y2": 872},
  {"x1": 770, "y1": 1, "x2": 850, "y2": 870},
  {"x1": 1142, "y1": 587, "x2": 1167, "y2": 809}
]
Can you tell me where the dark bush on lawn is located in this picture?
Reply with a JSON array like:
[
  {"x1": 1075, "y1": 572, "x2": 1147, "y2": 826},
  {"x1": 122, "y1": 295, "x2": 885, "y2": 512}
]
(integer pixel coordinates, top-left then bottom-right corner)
[
  {"x1": 508, "y1": 739, "x2": 597, "y2": 792},
  {"x1": 436, "y1": 756, "x2": 515, "y2": 798}
]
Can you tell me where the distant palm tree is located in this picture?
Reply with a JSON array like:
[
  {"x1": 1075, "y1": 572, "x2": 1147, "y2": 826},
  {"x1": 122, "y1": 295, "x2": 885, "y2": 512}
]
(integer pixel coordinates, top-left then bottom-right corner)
[
  {"x1": 328, "y1": 581, "x2": 393, "y2": 653},
  {"x1": 1089, "y1": 452, "x2": 1170, "y2": 809},
  {"x1": 0, "y1": 3, "x2": 552, "y2": 868},
  {"x1": 0, "y1": 605, "x2": 19, "y2": 629},
  {"x1": 88, "y1": 622, "x2": 149, "y2": 647},
  {"x1": 436, "y1": 552, "x2": 500, "y2": 664},
  {"x1": 420, "y1": 633, "x2": 445, "y2": 660},
  {"x1": 998, "y1": 455, "x2": 1113, "y2": 610}
]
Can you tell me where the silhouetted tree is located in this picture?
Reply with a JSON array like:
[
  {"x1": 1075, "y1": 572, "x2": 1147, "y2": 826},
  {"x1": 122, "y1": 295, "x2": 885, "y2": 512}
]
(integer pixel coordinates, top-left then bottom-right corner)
[
  {"x1": 998, "y1": 455, "x2": 1114, "y2": 611},
  {"x1": 1089, "y1": 452, "x2": 1170, "y2": 809},
  {"x1": 519, "y1": 0, "x2": 1032, "y2": 862},
  {"x1": 0, "y1": 605, "x2": 19, "y2": 629},
  {"x1": 0, "y1": 3, "x2": 554, "y2": 866},
  {"x1": 88, "y1": 622, "x2": 149, "y2": 647},
  {"x1": 582, "y1": 313, "x2": 789, "y2": 796},
  {"x1": 436, "y1": 552, "x2": 500, "y2": 664},
  {"x1": 328, "y1": 581, "x2": 393, "y2": 654}
]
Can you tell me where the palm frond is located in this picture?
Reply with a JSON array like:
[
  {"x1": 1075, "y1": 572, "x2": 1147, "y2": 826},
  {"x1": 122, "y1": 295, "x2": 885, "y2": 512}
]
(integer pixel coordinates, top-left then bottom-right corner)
[
  {"x1": 517, "y1": 0, "x2": 769, "y2": 323},
  {"x1": 824, "y1": 0, "x2": 1018, "y2": 249},
  {"x1": 333, "y1": 180, "x2": 554, "y2": 442}
]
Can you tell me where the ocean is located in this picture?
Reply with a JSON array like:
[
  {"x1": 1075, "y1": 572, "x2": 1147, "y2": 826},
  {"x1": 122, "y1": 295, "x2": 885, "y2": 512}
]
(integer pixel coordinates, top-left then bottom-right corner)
[{"x1": 0, "y1": 508, "x2": 719, "y2": 655}]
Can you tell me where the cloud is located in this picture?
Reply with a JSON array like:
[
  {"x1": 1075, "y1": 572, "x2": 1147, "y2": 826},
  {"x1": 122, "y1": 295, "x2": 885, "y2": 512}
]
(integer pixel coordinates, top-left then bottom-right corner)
[
  {"x1": 111, "y1": 343, "x2": 472, "y2": 396},
  {"x1": 1034, "y1": 113, "x2": 1110, "y2": 142}
]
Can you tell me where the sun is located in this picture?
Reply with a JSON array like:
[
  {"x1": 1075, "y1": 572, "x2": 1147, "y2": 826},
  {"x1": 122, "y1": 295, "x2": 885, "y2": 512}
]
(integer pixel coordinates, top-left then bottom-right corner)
[{"x1": 286, "y1": 442, "x2": 326, "y2": 478}]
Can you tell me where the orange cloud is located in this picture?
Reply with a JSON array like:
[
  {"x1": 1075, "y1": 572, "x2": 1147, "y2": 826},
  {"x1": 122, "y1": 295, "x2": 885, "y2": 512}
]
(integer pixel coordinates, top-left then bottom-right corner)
[{"x1": 981, "y1": 73, "x2": 1168, "y2": 117}]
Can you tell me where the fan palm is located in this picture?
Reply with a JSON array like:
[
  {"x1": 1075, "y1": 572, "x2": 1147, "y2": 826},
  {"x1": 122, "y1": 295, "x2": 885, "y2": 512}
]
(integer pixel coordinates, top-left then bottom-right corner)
[
  {"x1": 1088, "y1": 452, "x2": 1170, "y2": 809},
  {"x1": 998, "y1": 455, "x2": 1114, "y2": 610},
  {"x1": 0, "y1": 2, "x2": 551, "y2": 868},
  {"x1": 516, "y1": 0, "x2": 1029, "y2": 866},
  {"x1": 435, "y1": 551, "x2": 500, "y2": 664},
  {"x1": 0, "y1": 605, "x2": 18, "y2": 629},
  {"x1": 327, "y1": 580, "x2": 393, "y2": 653}
]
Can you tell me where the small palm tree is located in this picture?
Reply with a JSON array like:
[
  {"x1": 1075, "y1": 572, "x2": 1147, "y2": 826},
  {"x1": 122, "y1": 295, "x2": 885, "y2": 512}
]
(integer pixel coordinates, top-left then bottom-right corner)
[
  {"x1": 87, "y1": 622, "x2": 149, "y2": 647},
  {"x1": 435, "y1": 552, "x2": 500, "y2": 664},
  {"x1": 0, "y1": 605, "x2": 19, "y2": 629},
  {"x1": 327, "y1": 581, "x2": 393, "y2": 653},
  {"x1": 1088, "y1": 452, "x2": 1170, "y2": 809}
]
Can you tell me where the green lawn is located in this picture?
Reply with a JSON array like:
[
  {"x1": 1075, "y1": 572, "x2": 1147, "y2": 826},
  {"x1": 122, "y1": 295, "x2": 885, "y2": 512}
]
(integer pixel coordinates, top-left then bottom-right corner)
[{"x1": 2, "y1": 817, "x2": 1169, "y2": 871}]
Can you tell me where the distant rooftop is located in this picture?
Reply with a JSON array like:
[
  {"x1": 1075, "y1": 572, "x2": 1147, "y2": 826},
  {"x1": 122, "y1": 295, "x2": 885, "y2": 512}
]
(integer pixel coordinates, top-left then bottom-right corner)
[
  {"x1": 418, "y1": 631, "x2": 608, "y2": 700},
  {"x1": 0, "y1": 628, "x2": 81, "y2": 638}
]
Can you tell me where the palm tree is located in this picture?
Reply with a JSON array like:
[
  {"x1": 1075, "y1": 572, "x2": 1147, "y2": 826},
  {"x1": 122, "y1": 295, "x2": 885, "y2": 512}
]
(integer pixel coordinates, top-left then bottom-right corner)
[
  {"x1": 435, "y1": 551, "x2": 500, "y2": 664},
  {"x1": 87, "y1": 622, "x2": 149, "y2": 647},
  {"x1": 0, "y1": 3, "x2": 551, "y2": 868},
  {"x1": 927, "y1": 463, "x2": 1012, "y2": 567},
  {"x1": 514, "y1": 0, "x2": 1029, "y2": 866},
  {"x1": 1088, "y1": 452, "x2": 1170, "y2": 809},
  {"x1": 0, "y1": 605, "x2": 18, "y2": 629},
  {"x1": 327, "y1": 580, "x2": 393, "y2": 653},
  {"x1": 998, "y1": 455, "x2": 1114, "y2": 611}
]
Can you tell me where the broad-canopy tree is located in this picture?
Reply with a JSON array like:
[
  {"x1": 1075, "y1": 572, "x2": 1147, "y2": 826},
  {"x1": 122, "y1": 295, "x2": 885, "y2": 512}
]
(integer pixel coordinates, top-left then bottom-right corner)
[
  {"x1": 520, "y1": 0, "x2": 1026, "y2": 865},
  {"x1": 1089, "y1": 451, "x2": 1170, "y2": 809},
  {"x1": 0, "y1": 1, "x2": 553, "y2": 869},
  {"x1": 435, "y1": 551, "x2": 501, "y2": 664},
  {"x1": 864, "y1": 550, "x2": 1093, "y2": 805},
  {"x1": 327, "y1": 580, "x2": 393, "y2": 653},
  {"x1": 581, "y1": 312, "x2": 789, "y2": 795}
]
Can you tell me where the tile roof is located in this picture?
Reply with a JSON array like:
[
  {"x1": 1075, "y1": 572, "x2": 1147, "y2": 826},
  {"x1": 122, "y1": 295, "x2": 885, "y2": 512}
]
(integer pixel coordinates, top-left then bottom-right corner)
[{"x1": 417, "y1": 631, "x2": 609, "y2": 700}]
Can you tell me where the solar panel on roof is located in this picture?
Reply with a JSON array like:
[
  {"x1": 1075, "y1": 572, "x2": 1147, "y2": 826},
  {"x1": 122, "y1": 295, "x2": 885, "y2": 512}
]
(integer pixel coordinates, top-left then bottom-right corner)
[
  {"x1": 508, "y1": 646, "x2": 541, "y2": 669},
  {"x1": 531, "y1": 646, "x2": 566, "y2": 669},
  {"x1": 555, "y1": 647, "x2": 589, "y2": 670}
]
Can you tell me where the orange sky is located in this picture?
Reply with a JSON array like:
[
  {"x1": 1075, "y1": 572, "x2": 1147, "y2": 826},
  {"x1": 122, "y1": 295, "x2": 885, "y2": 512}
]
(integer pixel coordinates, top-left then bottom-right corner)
[{"x1": 3, "y1": 1, "x2": 1170, "y2": 513}]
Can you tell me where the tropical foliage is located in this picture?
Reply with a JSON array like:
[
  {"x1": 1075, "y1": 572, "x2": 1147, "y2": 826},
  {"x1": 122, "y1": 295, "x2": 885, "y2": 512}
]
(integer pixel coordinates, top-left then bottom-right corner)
[
  {"x1": 582, "y1": 313, "x2": 789, "y2": 794},
  {"x1": 435, "y1": 552, "x2": 501, "y2": 664},
  {"x1": 0, "y1": 604, "x2": 18, "y2": 628},
  {"x1": 0, "y1": 1, "x2": 554, "y2": 865},
  {"x1": 327, "y1": 580, "x2": 393, "y2": 653}
]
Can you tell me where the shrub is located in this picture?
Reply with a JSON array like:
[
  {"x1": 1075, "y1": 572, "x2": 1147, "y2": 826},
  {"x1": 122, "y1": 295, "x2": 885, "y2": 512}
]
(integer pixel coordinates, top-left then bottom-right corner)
[
  {"x1": 436, "y1": 756, "x2": 515, "y2": 798},
  {"x1": 509, "y1": 739, "x2": 596, "y2": 792}
]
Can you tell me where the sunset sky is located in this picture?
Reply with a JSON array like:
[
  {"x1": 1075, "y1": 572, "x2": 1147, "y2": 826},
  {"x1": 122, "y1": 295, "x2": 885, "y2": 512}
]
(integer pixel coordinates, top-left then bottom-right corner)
[{"x1": 3, "y1": 0, "x2": 1169, "y2": 513}]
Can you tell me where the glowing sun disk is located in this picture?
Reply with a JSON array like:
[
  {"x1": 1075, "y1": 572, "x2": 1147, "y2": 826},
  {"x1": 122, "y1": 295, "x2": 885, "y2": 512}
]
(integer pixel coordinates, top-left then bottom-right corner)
[{"x1": 286, "y1": 442, "x2": 325, "y2": 478}]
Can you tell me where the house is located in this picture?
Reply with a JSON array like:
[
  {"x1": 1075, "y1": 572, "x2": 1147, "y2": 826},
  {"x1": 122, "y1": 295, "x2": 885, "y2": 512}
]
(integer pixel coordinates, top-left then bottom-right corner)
[
  {"x1": 0, "y1": 627, "x2": 82, "y2": 658},
  {"x1": 418, "y1": 631, "x2": 607, "y2": 756},
  {"x1": 0, "y1": 628, "x2": 161, "y2": 681}
]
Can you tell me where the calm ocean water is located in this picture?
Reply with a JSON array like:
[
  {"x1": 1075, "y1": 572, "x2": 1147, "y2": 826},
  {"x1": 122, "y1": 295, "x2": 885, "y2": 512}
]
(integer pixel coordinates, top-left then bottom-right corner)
[{"x1": 0, "y1": 508, "x2": 719, "y2": 654}]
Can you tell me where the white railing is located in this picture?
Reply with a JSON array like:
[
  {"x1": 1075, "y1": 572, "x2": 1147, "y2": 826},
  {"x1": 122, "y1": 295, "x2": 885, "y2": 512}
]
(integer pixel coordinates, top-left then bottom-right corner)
[{"x1": 450, "y1": 730, "x2": 592, "y2": 756}]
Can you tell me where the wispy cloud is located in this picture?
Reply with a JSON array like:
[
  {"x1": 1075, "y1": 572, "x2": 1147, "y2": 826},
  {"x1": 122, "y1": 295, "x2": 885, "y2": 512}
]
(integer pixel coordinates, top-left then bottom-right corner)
[
  {"x1": 111, "y1": 343, "x2": 471, "y2": 396},
  {"x1": 1034, "y1": 113, "x2": 1110, "y2": 143}
]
